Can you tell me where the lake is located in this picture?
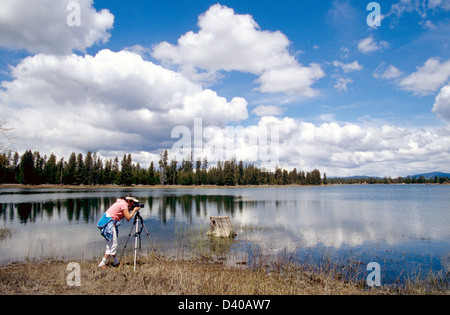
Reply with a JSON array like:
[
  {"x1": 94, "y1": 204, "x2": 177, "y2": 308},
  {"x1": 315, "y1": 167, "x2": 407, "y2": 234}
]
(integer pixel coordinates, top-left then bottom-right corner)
[{"x1": 1, "y1": 185, "x2": 449, "y2": 284}]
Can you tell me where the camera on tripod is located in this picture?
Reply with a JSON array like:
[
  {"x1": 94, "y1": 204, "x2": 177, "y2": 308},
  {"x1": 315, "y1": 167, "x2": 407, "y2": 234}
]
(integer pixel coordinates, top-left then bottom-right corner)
[
  {"x1": 132, "y1": 202, "x2": 144, "y2": 209},
  {"x1": 120, "y1": 196, "x2": 156, "y2": 271}
]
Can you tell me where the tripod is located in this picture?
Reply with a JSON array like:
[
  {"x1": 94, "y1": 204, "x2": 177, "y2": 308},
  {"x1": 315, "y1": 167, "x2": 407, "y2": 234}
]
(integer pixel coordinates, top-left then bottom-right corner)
[{"x1": 120, "y1": 212, "x2": 156, "y2": 271}]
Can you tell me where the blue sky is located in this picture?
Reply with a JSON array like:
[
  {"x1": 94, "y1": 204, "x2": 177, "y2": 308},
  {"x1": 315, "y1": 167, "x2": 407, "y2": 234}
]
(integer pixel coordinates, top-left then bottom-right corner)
[
  {"x1": 87, "y1": 0, "x2": 448, "y2": 126},
  {"x1": 0, "y1": 0, "x2": 449, "y2": 177}
]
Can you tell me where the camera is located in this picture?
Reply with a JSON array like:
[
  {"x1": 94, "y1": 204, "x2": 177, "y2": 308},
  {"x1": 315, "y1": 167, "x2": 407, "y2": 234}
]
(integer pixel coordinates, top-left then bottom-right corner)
[{"x1": 133, "y1": 202, "x2": 144, "y2": 209}]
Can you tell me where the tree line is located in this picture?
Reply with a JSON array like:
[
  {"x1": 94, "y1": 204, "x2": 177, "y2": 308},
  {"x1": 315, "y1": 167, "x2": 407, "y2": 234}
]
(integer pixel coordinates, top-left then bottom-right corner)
[
  {"x1": 1, "y1": 150, "x2": 447, "y2": 187},
  {"x1": 0, "y1": 150, "x2": 325, "y2": 186}
]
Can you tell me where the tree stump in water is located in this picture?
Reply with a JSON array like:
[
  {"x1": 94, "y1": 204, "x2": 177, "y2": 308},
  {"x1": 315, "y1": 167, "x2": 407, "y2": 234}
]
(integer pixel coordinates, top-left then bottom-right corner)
[{"x1": 207, "y1": 216, "x2": 237, "y2": 238}]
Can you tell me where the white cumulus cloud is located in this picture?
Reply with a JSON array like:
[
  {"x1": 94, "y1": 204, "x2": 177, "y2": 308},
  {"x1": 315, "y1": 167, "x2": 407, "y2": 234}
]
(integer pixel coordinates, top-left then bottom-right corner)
[
  {"x1": 184, "y1": 116, "x2": 450, "y2": 177},
  {"x1": 373, "y1": 64, "x2": 403, "y2": 80},
  {"x1": 334, "y1": 77, "x2": 354, "y2": 91},
  {"x1": 357, "y1": 36, "x2": 389, "y2": 54},
  {"x1": 398, "y1": 58, "x2": 450, "y2": 96},
  {"x1": 152, "y1": 4, "x2": 324, "y2": 96},
  {"x1": 0, "y1": 49, "x2": 248, "y2": 156},
  {"x1": 260, "y1": 118, "x2": 450, "y2": 177},
  {"x1": 433, "y1": 84, "x2": 450, "y2": 121},
  {"x1": 251, "y1": 105, "x2": 285, "y2": 117},
  {"x1": 0, "y1": 0, "x2": 114, "y2": 55},
  {"x1": 332, "y1": 60, "x2": 363, "y2": 73}
]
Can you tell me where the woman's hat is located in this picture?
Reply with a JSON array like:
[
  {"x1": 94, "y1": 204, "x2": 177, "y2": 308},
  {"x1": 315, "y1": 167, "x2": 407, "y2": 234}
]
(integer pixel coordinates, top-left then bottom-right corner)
[{"x1": 125, "y1": 194, "x2": 139, "y2": 203}]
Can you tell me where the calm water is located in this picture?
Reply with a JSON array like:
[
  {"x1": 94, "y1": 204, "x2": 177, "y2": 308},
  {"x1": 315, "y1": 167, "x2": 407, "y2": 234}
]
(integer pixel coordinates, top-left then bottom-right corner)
[{"x1": 1, "y1": 185, "x2": 449, "y2": 284}]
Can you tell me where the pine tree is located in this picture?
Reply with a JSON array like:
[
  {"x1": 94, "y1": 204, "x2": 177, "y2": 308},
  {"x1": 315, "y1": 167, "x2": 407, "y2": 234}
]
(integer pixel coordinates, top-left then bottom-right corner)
[
  {"x1": 223, "y1": 160, "x2": 235, "y2": 186},
  {"x1": 56, "y1": 157, "x2": 64, "y2": 184},
  {"x1": 168, "y1": 158, "x2": 178, "y2": 185},
  {"x1": 202, "y1": 156, "x2": 208, "y2": 185},
  {"x1": 20, "y1": 150, "x2": 34, "y2": 185},
  {"x1": 194, "y1": 158, "x2": 202, "y2": 185},
  {"x1": 158, "y1": 150, "x2": 169, "y2": 185},
  {"x1": 289, "y1": 168, "x2": 298, "y2": 185},
  {"x1": 111, "y1": 157, "x2": 120, "y2": 185},
  {"x1": 216, "y1": 160, "x2": 224, "y2": 186},
  {"x1": 0, "y1": 153, "x2": 9, "y2": 183},
  {"x1": 237, "y1": 160, "x2": 244, "y2": 185},
  {"x1": 299, "y1": 171, "x2": 306, "y2": 185},
  {"x1": 93, "y1": 155, "x2": 103, "y2": 185},
  {"x1": 311, "y1": 169, "x2": 321, "y2": 185},
  {"x1": 84, "y1": 151, "x2": 93, "y2": 185},
  {"x1": 132, "y1": 162, "x2": 142, "y2": 185},
  {"x1": 147, "y1": 161, "x2": 156, "y2": 185},
  {"x1": 12, "y1": 151, "x2": 20, "y2": 183},
  {"x1": 178, "y1": 156, "x2": 194, "y2": 185},
  {"x1": 120, "y1": 154, "x2": 133, "y2": 186},
  {"x1": 65, "y1": 153, "x2": 77, "y2": 185},
  {"x1": 274, "y1": 166, "x2": 282, "y2": 185},
  {"x1": 44, "y1": 153, "x2": 58, "y2": 184},
  {"x1": 74, "y1": 153, "x2": 84, "y2": 185},
  {"x1": 33, "y1": 151, "x2": 45, "y2": 184},
  {"x1": 103, "y1": 159, "x2": 112, "y2": 185}
]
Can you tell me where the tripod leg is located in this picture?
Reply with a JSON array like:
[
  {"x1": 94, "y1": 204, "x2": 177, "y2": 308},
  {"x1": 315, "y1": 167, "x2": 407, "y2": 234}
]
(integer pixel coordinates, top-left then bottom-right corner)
[
  {"x1": 141, "y1": 223, "x2": 156, "y2": 252},
  {"x1": 119, "y1": 219, "x2": 136, "y2": 262},
  {"x1": 134, "y1": 216, "x2": 139, "y2": 271}
]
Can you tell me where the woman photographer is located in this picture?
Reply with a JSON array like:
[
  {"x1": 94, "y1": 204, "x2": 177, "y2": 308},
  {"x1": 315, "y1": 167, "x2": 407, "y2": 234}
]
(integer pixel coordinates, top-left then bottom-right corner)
[{"x1": 97, "y1": 194, "x2": 141, "y2": 269}]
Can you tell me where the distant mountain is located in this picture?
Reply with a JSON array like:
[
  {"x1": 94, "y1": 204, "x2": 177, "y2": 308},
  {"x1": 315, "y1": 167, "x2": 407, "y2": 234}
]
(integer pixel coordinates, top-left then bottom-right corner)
[
  {"x1": 329, "y1": 175, "x2": 381, "y2": 179},
  {"x1": 409, "y1": 172, "x2": 450, "y2": 179},
  {"x1": 330, "y1": 172, "x2": 450, "y2": 180}
]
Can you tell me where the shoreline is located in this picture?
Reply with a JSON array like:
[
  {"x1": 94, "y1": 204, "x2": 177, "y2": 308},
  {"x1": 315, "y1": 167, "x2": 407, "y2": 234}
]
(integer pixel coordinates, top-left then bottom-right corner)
[
  {"x1": 0, "y1": 183, "x2": 327, "y2": 190},
  {"x1": 0, "y1": 182, "x2": 448, "y2": 190},
  {"x1": 1, "y1": 183, "x2": 448, "y2": 296},
  {"x1": 1, "y1": 254, "x2": 448, "y2": 295}
]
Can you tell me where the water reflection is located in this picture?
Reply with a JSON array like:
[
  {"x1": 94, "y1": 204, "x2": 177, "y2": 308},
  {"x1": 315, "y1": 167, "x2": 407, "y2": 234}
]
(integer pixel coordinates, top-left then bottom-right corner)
[
  {"x1": 0, "y1": 198, "x2": 115, "y2": 224},
  {"x1": 0, "y1": 194, "x2": 247, "y2": 226},
  {"x1": 1, "y1": 187, "x2": 450, "y2": 251},
  {"x1": 149, "y1": 195, "x2": 241, "y2": 224},
  {"x1": 0, "y1": 186, "x2": 449, "y2": 284}
]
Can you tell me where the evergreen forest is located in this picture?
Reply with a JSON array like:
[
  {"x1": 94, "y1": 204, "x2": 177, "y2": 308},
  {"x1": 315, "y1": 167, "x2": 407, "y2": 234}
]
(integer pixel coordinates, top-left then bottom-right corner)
[
  {"x1": 0, "y1": 150, "x2": 324, "y2": 186},
  {"x1": 0, "y1": 150, "x2": 448, "y2": 186}
]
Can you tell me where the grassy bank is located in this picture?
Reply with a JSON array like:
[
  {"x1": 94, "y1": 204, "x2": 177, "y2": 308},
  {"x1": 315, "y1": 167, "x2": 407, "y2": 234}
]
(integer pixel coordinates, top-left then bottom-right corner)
[{"x1": 1, "y1": 253, "x2": 448, "y2": 295}]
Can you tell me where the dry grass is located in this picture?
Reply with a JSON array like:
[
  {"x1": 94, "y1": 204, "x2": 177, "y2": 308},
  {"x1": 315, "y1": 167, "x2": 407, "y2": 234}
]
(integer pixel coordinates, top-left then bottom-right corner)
[{"x1": 0, "y1": 253, "x2": 448, "y2": 295}]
